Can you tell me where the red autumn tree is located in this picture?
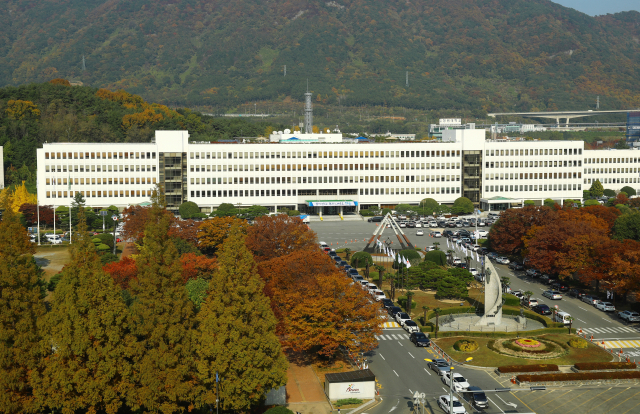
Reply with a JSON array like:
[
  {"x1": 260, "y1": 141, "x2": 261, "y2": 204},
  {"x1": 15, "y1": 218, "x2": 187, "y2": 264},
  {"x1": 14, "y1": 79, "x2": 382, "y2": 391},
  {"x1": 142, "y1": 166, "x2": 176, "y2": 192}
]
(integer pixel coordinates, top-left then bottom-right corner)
[
  {"x1": 179, "y1": 252, "x2": 217, "y2": 283},
  {"x1": 246, "y1": 215, "x2": 318, "y2": 262},
  {"x1": 488, "y1": 206, "x2": 556, "y2": 256},
  {"x1": 580, "y1": 204, "x2": 621, "y2": 232},
  {"x1": 614, "y1": 193, "x2": 629, "y2": 206},
  {"x1": 18, "y1": 204, "x2": 54, "y2": 226},
  {"x1": 610, "y1": 240, "x2": 640, "y2": 300},
  {"x1": 197, "y1": 216, "x2": 247, "y2": 254},
  {"x1": 169, "y1": 219, "x2": 201, "y2": 246},
  {"x1": 103, "y1": 257, "x2": 138, "y2": 289}
]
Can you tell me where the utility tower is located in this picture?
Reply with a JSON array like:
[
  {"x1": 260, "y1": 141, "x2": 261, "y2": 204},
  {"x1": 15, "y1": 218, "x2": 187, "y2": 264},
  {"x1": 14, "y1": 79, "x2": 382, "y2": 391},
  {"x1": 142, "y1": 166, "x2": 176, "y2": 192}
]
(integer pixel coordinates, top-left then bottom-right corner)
[{"x1": 304, "y1": 81, "x2": 313, "y2": 134}]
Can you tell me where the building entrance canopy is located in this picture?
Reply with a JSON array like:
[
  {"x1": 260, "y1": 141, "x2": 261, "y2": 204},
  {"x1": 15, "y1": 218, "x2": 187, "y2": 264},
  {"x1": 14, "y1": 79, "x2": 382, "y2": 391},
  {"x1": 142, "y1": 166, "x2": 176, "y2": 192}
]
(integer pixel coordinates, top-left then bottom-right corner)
[
  {"x1": 480, "y1": 196, "x2": 522, "y2": 212},
  {"x1": 306, "y1": 200, "x2": 358, "y2": 207}
]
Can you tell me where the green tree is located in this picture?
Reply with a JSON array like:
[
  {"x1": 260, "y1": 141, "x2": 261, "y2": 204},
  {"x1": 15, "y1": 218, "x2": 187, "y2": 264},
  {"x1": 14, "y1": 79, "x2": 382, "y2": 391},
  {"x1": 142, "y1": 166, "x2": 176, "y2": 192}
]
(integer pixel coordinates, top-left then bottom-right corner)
[
  {"x1": 0, "y1": 207, "x2": 47, "y2": 414},
  {"x1": 242, "y1": 205, "x2": 269, "y2": 218},
  {"x1": 584, "y1": 199, "x2": 599, "y2": 207},
  {"x1": 351, "y1": 251, "x2": 373, "y2": 267},
  {"x1": 344, "y1": 247, "x2": 352, "y2": 260},
  {"x1": 195, "y1": 225, "x2": 287, "y2": 411},
  {"x1": 424, "y1": 250, "x2": 447, "y2": 266},
  {"x1": 436, "y1": 276, "x2": 469, "y2": 299},
  {"x1": 543, "y1": 199, "x2": 556, "y2": 208},
  {"x1": 603, "y1": 189, "x2": 616, "y2": 198},
  {"x1": 613, "y1": 211, "x2": 640, "y2": 242},
  {"x1": 179, "y1": 201, "x2": 200, "y2": 219},
  {"x1": 32, "y1": 208, "x2": 133, "y2": 414},
  {"x1": 212, "y1": 203, "x2": 238, "y2": 217},
  {"x1": 128, "y1": 208, "x2": 197, "y2": 413},
  {"x1": 395, "y1": 204, "x2": 412, "y2": 214},
  {"x1": 620, "y1": 186, "x2": 637, "y2": 197},
  {"x1": 451, "y1": 197, "x2": 474, "y2": 214},
  {"x1": 186, "y1": 277, "x2": 209, "y2": 310},
  {"x1": 589, "y1": 180, "x2": 604, "y2": 199},
  {"x1": 523, "y1": 200, "x2": 535, "y2": 206},
  {"x1": 583, "y1": 190, "x2": 592, "y2": 200},
  {"x1": 381, "y1": 208, "x2": 392, "y2": 216},
  {"x1": 419, "y1": 198, "x2": 439, "y2": 214}
]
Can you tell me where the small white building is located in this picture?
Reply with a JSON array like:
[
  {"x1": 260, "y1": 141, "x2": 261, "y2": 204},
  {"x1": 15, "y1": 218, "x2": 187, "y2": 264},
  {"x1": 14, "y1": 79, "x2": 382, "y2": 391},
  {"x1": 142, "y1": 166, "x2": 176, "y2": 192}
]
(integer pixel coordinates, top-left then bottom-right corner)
[{"x1": 325, "y1": 369, "x2": 376, "y2": 401}]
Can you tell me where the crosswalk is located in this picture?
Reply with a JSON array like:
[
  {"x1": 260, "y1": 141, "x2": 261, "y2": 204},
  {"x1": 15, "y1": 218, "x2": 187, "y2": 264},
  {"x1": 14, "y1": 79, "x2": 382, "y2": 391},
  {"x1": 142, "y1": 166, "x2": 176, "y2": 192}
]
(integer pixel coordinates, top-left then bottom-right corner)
[
  {"x1": 603, "y1": 339, "x2": 640, "y2": 349},
  {"x1": 376, "y1": 333, "x2": 411, "y2": 341},
  {"x1": 580, "y1": 326, "x2": 640, "y2": 334},
  {"x1": 380, "y1": 322, "x2": 401, "y2": 328}
]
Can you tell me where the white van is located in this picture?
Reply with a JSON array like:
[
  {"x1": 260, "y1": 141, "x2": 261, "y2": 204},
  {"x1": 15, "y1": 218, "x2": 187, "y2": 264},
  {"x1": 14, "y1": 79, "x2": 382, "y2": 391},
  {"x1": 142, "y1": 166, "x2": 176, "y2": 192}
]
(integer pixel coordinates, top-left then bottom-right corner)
[
  {"x1": 554, "y1": 311, "x2": 572, "y2": 325},
  {"x1": 45, "y1": 234, "x2": 63, "y2": 244}
]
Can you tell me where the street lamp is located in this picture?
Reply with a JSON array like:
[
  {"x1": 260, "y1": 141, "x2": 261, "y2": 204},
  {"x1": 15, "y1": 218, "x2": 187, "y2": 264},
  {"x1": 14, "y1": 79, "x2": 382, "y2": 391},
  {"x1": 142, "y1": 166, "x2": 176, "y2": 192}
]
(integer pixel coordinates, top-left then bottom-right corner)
[
  {"x1": 112, "y1": 215, "x2": 118, "y2": 255},
  {"x1": 425, "y1": 357, "x2": 473, "y2": 414}
]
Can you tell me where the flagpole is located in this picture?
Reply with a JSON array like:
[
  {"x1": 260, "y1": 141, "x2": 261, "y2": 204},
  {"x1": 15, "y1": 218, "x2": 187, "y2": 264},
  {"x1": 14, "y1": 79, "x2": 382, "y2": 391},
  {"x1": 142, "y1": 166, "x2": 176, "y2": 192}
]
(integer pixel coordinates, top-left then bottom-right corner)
[
  {"x1": 36, "y1": 190, "x2": 41, "y2": 246},
  {"x1": 69, "y1": 175, "x2": 72, "y2": 244}
]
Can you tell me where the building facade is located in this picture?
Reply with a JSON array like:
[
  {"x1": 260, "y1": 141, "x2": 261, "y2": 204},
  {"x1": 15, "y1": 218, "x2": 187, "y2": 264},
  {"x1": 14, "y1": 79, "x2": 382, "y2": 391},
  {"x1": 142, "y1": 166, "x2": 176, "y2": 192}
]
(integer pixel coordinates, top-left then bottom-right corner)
[{"x1": 36, "y1": 130, "x2": 640, "y2": 214}]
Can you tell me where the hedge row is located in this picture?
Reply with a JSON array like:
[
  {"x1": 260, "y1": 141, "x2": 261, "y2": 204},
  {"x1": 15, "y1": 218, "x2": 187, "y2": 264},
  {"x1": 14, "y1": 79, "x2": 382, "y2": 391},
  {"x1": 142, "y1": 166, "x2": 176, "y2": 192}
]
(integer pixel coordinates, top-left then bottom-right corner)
[
  {"x1": 503, "y1": 294, "x2": 520, "y2": 307},
  {"x1": 518, "y1": 371, "x2": 640, "y2": 383},
  {"x1": 574, "y1": 362, "x2": 637, "y2": 371},
  {"x1": 501, "y1": 308, "x2": 561, "y2": 328},
  {"x1": 434, "y1": 328, "x2": 575, "y2": 339},
  {"x1": 498, "y1": 364, "x2": 559, "y2": 374}
]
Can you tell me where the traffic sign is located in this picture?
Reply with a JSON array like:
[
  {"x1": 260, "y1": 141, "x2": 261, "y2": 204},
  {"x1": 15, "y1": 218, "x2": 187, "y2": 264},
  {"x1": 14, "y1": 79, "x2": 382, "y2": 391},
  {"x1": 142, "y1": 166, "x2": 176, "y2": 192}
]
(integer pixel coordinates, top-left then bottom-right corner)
[
  {"x1": 554, "y1": 305, "x2": 559, "y2": 309},
  {"x1": 112, "y1": 215, "x2": 118, "y2": 221}
]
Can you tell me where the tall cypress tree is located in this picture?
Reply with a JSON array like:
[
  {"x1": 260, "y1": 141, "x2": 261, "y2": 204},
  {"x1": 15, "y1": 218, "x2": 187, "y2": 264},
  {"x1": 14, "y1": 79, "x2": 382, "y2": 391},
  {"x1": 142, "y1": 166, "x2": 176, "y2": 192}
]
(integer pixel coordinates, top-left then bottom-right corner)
[
  {"x1": 196, "y1": 225, "x2": 287, "y2": 411},
  {"x1": 31, "y1": 208, "x2": 134, "y2": 414},
  {"x1": 0, "y1": 206, "x2": 47, "y2": 414},
  {"x1": 128, "y1": 207, "x2": 197, "y2": 413}
]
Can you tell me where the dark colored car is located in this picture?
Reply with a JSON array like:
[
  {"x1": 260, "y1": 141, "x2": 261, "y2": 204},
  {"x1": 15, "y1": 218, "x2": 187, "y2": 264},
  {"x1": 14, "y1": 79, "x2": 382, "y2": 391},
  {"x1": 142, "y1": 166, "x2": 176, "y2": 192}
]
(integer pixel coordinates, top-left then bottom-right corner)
[
  {"x1": 509, "y1": 262, "x2": 525, "y2": 271},
  {"x1": 343, "y1": 265, "x2": 352, "y2": 272},
  {"x1": 368, "y1": 216, "x2": 383, "y2": 222},
  {"x1": 465, "y1": 386, "x2": 489, "y2": 409},
  {"x1": 410, "y1": 332, "x2": 431, "y2": 347},
  {"x1": 443, "y1": 230, "x2": 454, "y2": 238},
  {"x1": 407, "y1": 222, "x2": 416, "y2": 228},
  {"x1": 338, "y1": 260, "x2": 348, "y2": 268},
  {"x1": 348, "y1": 268, "x2": 359, "y2": 277},
  {"x1": 332, "y1": 256, "x2": 341, "y2": 262},
  {"x1": 532, "y1": 304, "x2": 552, "y2": 315},
  {"x1": 457, "y1": 230, "x2": 470, "y2": 237},
  {"x1": 381, "y1": 299, "x2": 394, "y2": 309},
  {"x1": 551, "y1": 283, "x2": 569, "y2": 292},
  {"x1": 388, "y1": 306, "x2": 402, "y2": 317},
  {"x1": 568, "y1": 289, "x2": 586, "y2": 299},
  {"x1": 329, "y1": 251, "x2": 338, "y2": 257}
]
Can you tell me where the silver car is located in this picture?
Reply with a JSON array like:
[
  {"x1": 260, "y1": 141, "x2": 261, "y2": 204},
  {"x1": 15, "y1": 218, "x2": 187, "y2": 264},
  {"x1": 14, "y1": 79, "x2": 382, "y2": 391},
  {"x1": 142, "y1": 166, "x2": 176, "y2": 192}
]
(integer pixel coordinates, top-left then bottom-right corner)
[{"x1": 428, "y1": 358, "x2": 451, "y2": 376}]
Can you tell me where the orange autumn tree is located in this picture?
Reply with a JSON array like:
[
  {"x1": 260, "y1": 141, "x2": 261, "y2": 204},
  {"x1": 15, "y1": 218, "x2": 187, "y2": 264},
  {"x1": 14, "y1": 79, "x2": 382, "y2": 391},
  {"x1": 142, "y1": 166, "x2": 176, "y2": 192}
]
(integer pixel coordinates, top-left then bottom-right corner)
[
  {"x1": 103, "y1": 257, "x2": 138, "y2": 290},
  {"x1": 179, "y1": 253, "x2": 217, "y2": 283},
  {"x1": 258, "y1": 250, "x2": 381, "y2": 356},
  {"x1": 488, "y1": 205, "x2": 556, "y2": 256},
  {"x1": 197, "y1": 216, "x2": 247, "y2": 254},
  {"x1": 246, "y1": 215, "x2": 317, "y2": 262},
  {"x1": 610, "y1": 240, "x2": 640, "y2": 300}
]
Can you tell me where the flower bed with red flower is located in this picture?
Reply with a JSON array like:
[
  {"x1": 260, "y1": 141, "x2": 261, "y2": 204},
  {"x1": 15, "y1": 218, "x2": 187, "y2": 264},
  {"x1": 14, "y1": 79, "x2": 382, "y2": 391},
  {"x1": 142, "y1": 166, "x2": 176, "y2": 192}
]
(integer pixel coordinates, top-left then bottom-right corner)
[{"x1": 515, "y1": 338, "x2": 541, "y2": 348}]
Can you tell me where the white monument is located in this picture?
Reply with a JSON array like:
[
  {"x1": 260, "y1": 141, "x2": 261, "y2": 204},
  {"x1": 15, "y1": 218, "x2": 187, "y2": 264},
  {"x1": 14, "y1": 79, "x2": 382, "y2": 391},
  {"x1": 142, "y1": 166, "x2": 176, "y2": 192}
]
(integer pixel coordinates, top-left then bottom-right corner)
[{"x1": 478, "y1": 258, "x2": 502, "y2": 326}]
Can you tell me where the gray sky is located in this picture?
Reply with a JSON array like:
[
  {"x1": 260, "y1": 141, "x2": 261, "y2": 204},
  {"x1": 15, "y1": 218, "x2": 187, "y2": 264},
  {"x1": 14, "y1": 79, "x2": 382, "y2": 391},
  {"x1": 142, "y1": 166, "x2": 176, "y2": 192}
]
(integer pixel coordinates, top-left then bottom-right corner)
[{"x1": 552, "y1": 0, "x2": 639, "y2": 16}]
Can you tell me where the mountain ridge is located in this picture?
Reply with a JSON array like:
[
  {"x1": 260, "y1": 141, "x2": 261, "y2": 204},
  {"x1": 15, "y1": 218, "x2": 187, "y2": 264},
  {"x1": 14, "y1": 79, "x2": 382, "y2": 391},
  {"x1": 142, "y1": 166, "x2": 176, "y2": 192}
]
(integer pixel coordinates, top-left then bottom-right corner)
[{"x1": 1, "y1": 0, "x2": 639, "y2": 112}]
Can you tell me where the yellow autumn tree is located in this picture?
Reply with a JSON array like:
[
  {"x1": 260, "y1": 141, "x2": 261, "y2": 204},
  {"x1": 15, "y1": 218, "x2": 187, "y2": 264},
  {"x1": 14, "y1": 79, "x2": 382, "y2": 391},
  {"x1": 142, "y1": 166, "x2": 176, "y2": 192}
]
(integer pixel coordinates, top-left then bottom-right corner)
[
  {"x1": 4, "y1": 182, "x2": 38, "y2": 213},
  {"x1": 5, "y1": 100, "x2": 40, "y2": 120}
]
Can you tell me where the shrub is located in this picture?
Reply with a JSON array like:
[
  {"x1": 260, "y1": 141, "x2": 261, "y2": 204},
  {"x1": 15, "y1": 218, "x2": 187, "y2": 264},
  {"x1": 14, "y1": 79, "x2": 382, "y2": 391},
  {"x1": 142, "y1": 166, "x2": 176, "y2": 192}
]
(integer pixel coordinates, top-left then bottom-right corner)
[
  {"x1": 335, "y1": 398, "x2": 363, "y2": 407},
  {"x1": 335, "y1": 248, "x2": 346, "y2": 253},
  {"x1": 424, "y1": 250, "x2": 447, "y2": 266},
  {"x1": 264, "y1": 407, "x2": 294, "y2": 414},
  {"x1": 360, "y1": 209, "x2": 375, "y2": 216},
  {"x1": 603, "y1": 189, "x2": 616, "y2": 197},
  {"x1": 503, "y1": 294, "x2": 520, "y2": 307},
  {"x1": 398, "y1": 296, "x2": 417, "y2": 309},
  {"x1": 498, "y1": 364, "x2": 559, "y2": 374},
  {"x1": 568, "y1": 338, "x2": 588, "y2": 349},
  {"x1": 574, "y1": 362, "x2": 636, "y2": 371},
  {"x1": 454, "y1": 339, "x2": 479, "y2": 352},
  {"x1": 179, "y1": 201, "x2": 200, "y2": 219},
  {"x1": 524, "y1": 200, "x2": 536, "y2": 206},
  {"x1": 287, "y1": 210, "x2": 301, "y2": 216},
  {"x1": 393, "y1": 249, "x2": 421, "y2": 269},
  {"x1": 100, "y1": 252, "x2": 119, "y2": 265},
  {"x1": 351, "y1": 251, "x2": 373, "y2": 267},
  {"x1": 96, "y1": 243, "x2": 111, "y2": 251},
  {"x1": 435, "y1": 328, "x2": 574, "y2": 339},
  {"x1": 47, "y1": 273, "x2": 63, "y2": 291},
  {"x1": 91, "y1": 237, "x2": 102, "y2": 244},
  {"x1": 621, "y1": 186, "x2": 637, "y2": 196},
  {"x1": 518, "y1": 371, "x2": 640, "y2": 383},
  {"x1": 95, "y1": 233, "x2": 114, "y2": 250}
]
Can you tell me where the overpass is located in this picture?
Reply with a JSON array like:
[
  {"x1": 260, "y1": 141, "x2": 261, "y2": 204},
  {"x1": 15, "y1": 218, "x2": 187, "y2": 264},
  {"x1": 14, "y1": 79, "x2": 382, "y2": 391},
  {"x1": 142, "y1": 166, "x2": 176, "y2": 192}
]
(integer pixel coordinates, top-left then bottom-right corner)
[{"x1": 487, "y1": 109, "x2": 637, "y2": 126}]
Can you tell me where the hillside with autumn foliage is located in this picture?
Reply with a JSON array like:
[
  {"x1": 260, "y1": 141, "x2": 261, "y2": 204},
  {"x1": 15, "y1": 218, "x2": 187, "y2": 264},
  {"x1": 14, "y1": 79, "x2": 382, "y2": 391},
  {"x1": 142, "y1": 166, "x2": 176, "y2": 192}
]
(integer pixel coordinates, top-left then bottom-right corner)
[{"x1": 0, "y1": 0, "x2": 639, "y2": 112}]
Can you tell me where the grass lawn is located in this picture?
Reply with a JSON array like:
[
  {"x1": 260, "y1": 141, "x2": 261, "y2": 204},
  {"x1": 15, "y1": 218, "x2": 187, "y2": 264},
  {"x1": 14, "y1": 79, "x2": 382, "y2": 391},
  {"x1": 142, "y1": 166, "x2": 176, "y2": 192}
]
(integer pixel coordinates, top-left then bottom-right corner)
[
  {"x1": 35, "y1": 245, "x2": 71, "y2": 280},
  {"x1": 434, "y1": 334, "x2": 612, "y2": 367}
]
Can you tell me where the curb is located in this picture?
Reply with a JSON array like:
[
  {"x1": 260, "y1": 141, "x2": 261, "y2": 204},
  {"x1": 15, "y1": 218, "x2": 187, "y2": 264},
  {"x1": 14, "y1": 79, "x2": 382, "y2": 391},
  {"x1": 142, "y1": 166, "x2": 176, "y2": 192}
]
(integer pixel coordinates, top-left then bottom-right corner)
[{"x1": 347, "y1": 397, "x2": 381, "y2": 414}]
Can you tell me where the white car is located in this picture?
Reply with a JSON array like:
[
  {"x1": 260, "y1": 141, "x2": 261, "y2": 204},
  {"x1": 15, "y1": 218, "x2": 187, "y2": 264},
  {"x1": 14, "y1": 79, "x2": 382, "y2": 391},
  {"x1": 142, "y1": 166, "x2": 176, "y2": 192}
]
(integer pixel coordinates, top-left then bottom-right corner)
[
  {"x1": 523, "y1": 298, "x2": 539, "y2": 308},
  {"x1": 472, "y1": 245, "x2": 481, "y2": 251},
  {"x1": 438, "y1": 395, "x2": 467, "y2": 414},
  {"x1": 543, "y1": 290, "x2": 563, "y2": 300},
  {"x1": 469, "y1": 268, "x2": 478, "y2": 276},
  {"x1": 476, "y1": 230, "x2": 488, "y2": 237},
  {"x1": 399, "y1": 222, "x2": 407, "y2": 228},
  {"x1": 395, "y1": 312, "x2": 411, "y2": 326},
  {"x1": 416, "y1": 230, "x2": 424, "y2": 236},
  {"x1": 372, "y1": 290, "x2": 387, "y2": 301},
  {"x1": 415, "y1": 222, "x2": 422, "y2": 228},
  {"x1": 430, "y1": 231, "x2": 442, "y2": 238},
  {"x1": 596, "y1": 302, "x2": 616, "y2": 312},
  {"x1": 403, "y1": 320, "x2": 420, "y2": 333},
  {"x1": 496, "y1": 257, "x2": 510, "y2": 265},
  {"x1": 452, "y1": 258, "x2": 462, "y2": 265},
  {"x1": 442, "y1": 372, "x2": 470, "y2": 392}
]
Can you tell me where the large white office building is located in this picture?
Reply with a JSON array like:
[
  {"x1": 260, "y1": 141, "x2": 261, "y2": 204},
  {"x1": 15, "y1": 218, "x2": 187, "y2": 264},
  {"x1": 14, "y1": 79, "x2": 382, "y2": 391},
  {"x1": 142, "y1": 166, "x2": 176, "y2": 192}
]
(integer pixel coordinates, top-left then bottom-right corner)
[{"x1": 35, "y1": 129, "x2": 640, "y2": 214}]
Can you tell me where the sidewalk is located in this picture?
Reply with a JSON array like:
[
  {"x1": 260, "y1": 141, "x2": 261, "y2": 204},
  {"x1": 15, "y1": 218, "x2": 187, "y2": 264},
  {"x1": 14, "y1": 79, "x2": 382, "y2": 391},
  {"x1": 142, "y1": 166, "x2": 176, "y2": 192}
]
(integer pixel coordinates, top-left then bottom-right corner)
[{"x1": 286, "y1": 360, "x2": 332, "y2": 414}]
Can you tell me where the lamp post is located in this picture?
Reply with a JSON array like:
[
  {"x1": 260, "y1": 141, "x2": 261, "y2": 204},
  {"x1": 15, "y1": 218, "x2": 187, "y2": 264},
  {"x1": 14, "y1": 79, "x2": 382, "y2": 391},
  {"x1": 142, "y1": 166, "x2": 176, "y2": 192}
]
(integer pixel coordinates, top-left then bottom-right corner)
[
  {"x1": 424, "y1": 357, "x2": 473, "y2": 413},
  {"x1": 112, "y1": 215, "x2": 118, "y2": 255}
]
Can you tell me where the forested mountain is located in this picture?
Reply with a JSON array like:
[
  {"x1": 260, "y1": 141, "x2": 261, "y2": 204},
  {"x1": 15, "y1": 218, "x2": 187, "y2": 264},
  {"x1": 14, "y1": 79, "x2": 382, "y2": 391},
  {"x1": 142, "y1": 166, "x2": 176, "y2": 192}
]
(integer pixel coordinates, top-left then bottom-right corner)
[{"x1": 1, "y1": 0, "x2": 639, "y2": 112}]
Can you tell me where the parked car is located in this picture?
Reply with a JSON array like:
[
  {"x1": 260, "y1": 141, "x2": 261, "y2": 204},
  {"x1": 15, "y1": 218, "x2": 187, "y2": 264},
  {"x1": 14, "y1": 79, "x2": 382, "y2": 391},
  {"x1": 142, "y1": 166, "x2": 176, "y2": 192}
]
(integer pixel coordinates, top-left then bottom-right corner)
[
  {"x1": 596, "y1": 302, "x2": 616, "y2": 312},
  {"x1": 523, "y1": 298, "x2": 539, "y2": 308},
  {"x1": 476, "y1": 230, "x2": 488, "y2": 238},
  {"x1": 443, "y1": 230, "x2": 454, "y2": 238},
  {"x1": 526, "y1": 269, "x2": 540, "y2": 277},
  {"x1": 582, "y1": 295, "x2": 599, "y2": 305},
  {"x1": 395, "y1": 312, "x2": 411, "y2": 326},
  {"x1": 428, "y1": 359, "x2": 451, "y2": 376},
  {"x1": 542, "y1": 290, "x2": 563, "y2": 300},
  {"x1": 568, "y1": 289, "x2": 586, "y2": 299},
  {"x1": 415, "y1": 222, "x2": 422, "y2": 228},
  {"x1": 512, "y1": 290, "x2": 523, "y2": 299},
  {"x1": 618, "y1": 311, "x2": 640, "y2": 322},
  {"x1": 381, "y1": 299, "x2": 394, "y2": 309},
  {"x1": 496, "y1": 257, "x2": 510, "y2": 265},
  {"x1": 442, "y1": 372, "x2": 470, "y2": 392},
  {"x1": 348, "y1": 269, "x2": 359, "y2": 277},
  {"x1": 368, "y1": 216, "x2": 383, "y2": 222},
  {"x1": 551, "y1": 283, "x2": 569, "y2": 292},
  {"x1": 532, "y1": 304, "x2": 552, "y2": 315},
  {"x1": 452, "y1": 258, "x2": 462, "y2": 266},
  {"x1": 410, "y1": 332, "x2": 431, "y2": 347},
  {"x1": 416, "y1": 230, "x2": 424, "y2": 236},
  {"x1": 464, "y1": 386, "x2": 489, "y2": 409},
  {"x1": 403, "y1": 320, "x2": 420, "y2": 333},
  {"x1": 508, "y1": 262, "x2": 524, "y2": 271},
  {"x1": 469, "y1": 268, "x2": 478, "y2": 276},
  {"x1": 388, "y1": 306, "x2": 402, "y2": 317},
  {"x1": 430, "y1": 231, "x2": 442, "y2": 238}
]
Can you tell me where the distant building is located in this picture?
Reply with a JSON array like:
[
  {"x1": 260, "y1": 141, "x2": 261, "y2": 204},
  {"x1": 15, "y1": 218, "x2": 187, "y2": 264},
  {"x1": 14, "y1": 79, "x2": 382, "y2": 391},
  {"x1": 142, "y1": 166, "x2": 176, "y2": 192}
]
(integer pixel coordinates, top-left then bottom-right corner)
[
  {"x1": 429, "y1": 119, "x2": 476, "y2": 139},
  {"x1": 367, "y1": 132, "x2": 416, "y2": 141},
  {"x1": 490, "y1": 123, "x2": 547, "y2": 135},
  {"x1": 627, "y1": 111, "x2": 640, "y2": 146}
]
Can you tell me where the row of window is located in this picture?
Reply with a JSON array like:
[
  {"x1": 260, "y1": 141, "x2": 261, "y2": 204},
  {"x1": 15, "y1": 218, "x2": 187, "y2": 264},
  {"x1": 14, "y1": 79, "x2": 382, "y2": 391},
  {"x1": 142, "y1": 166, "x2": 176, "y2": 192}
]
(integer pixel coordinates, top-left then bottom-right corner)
[
  {"x1": 45, "y1": 177, "x2": 157, "y2": 185},
  {"x1": 485, "y1": 148, "x2": 582, "y2": 157},
  {"x1": 486, "y1": 160, "x2": 581, "y2": 168},
  {"x1": 486, "y1": 184, "x2": 582, "y2": 192},
  {"x1": 584, "y1": 157, "x2": 640, "y2": 164},
  {"x1": 485, "y1": 172, "x2": 582, "y2": 180},
  {"x1": 189, "y1": 162, "x2": 463, "y2": 172},
  {"x1": 46, "y1": 189, "x2": 153, "y2": 198},
  {"x1": 189, "y1": 175, "x2": 462, "y2": 185},
  {"x1": 45, "y1": 151, "x2": 156, "y2": 160},
  {"x1": 586, "y1": 178, "x2": 638, "y2": 184},
  {"x1": 585, "y1": 168, "x2": 638, "y2": 174},
  {"x1": 45, "y1": 165, "x2": 157, "y2": 173},
  {"x1": 188, "y1": 187, "x2": 462, "y2": 198},
  {"x1": 189, "y1": 149, "x2": 464, "y2": 160}
]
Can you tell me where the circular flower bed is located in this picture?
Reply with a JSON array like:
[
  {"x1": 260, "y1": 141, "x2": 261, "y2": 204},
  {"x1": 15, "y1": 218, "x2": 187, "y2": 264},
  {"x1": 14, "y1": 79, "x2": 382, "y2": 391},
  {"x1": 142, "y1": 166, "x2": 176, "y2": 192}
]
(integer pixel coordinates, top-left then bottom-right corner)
[{"x1": 515, "y1": 338, "x2": 541, "y2": 348}]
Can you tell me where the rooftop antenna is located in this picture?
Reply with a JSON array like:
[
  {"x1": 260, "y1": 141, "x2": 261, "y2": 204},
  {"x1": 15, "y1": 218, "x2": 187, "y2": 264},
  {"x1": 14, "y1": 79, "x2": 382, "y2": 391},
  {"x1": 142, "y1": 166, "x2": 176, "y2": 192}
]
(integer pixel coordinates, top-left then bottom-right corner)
[
  {"x1": 82, "y1": 55, "x2": 86, "y2": 71},
  {"x1": 304, "y1": 80, "x2": 313, "y2": 134}
]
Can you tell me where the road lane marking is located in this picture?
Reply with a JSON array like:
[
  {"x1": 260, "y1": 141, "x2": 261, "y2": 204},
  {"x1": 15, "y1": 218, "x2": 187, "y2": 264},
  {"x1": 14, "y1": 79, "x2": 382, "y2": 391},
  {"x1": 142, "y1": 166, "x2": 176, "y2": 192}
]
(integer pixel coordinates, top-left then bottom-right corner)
[
  {"x1": 389, "y1": 399, "x2": 399, "y2": 412},
  {"x1": 391, "y1": 334, "x2": 399, "y2": 339},
  {"x1": 424, "y1": 367, "x2": 431, "y2": 376},
  {"x1": 397, "y1": 341, "x2": 403, "y2": 347},
  {"x1": 409, "y1": 388, "x2": 413, "y2": 394},
  {"x1": 393, "y1": 370, "x2": 399, "y2": 377},
  {"x1": 408, "y1": 352, "x2": 415, "y2": 359},
  {"x1": 577, "y1": 319, "x2": 586, "y2": 323},
  {"x1": 487, "y1": 397, "x2": 505, "y2": 413},
  {"x1": 380, "y1": 353, "x2": 385, "y2": 360}
]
